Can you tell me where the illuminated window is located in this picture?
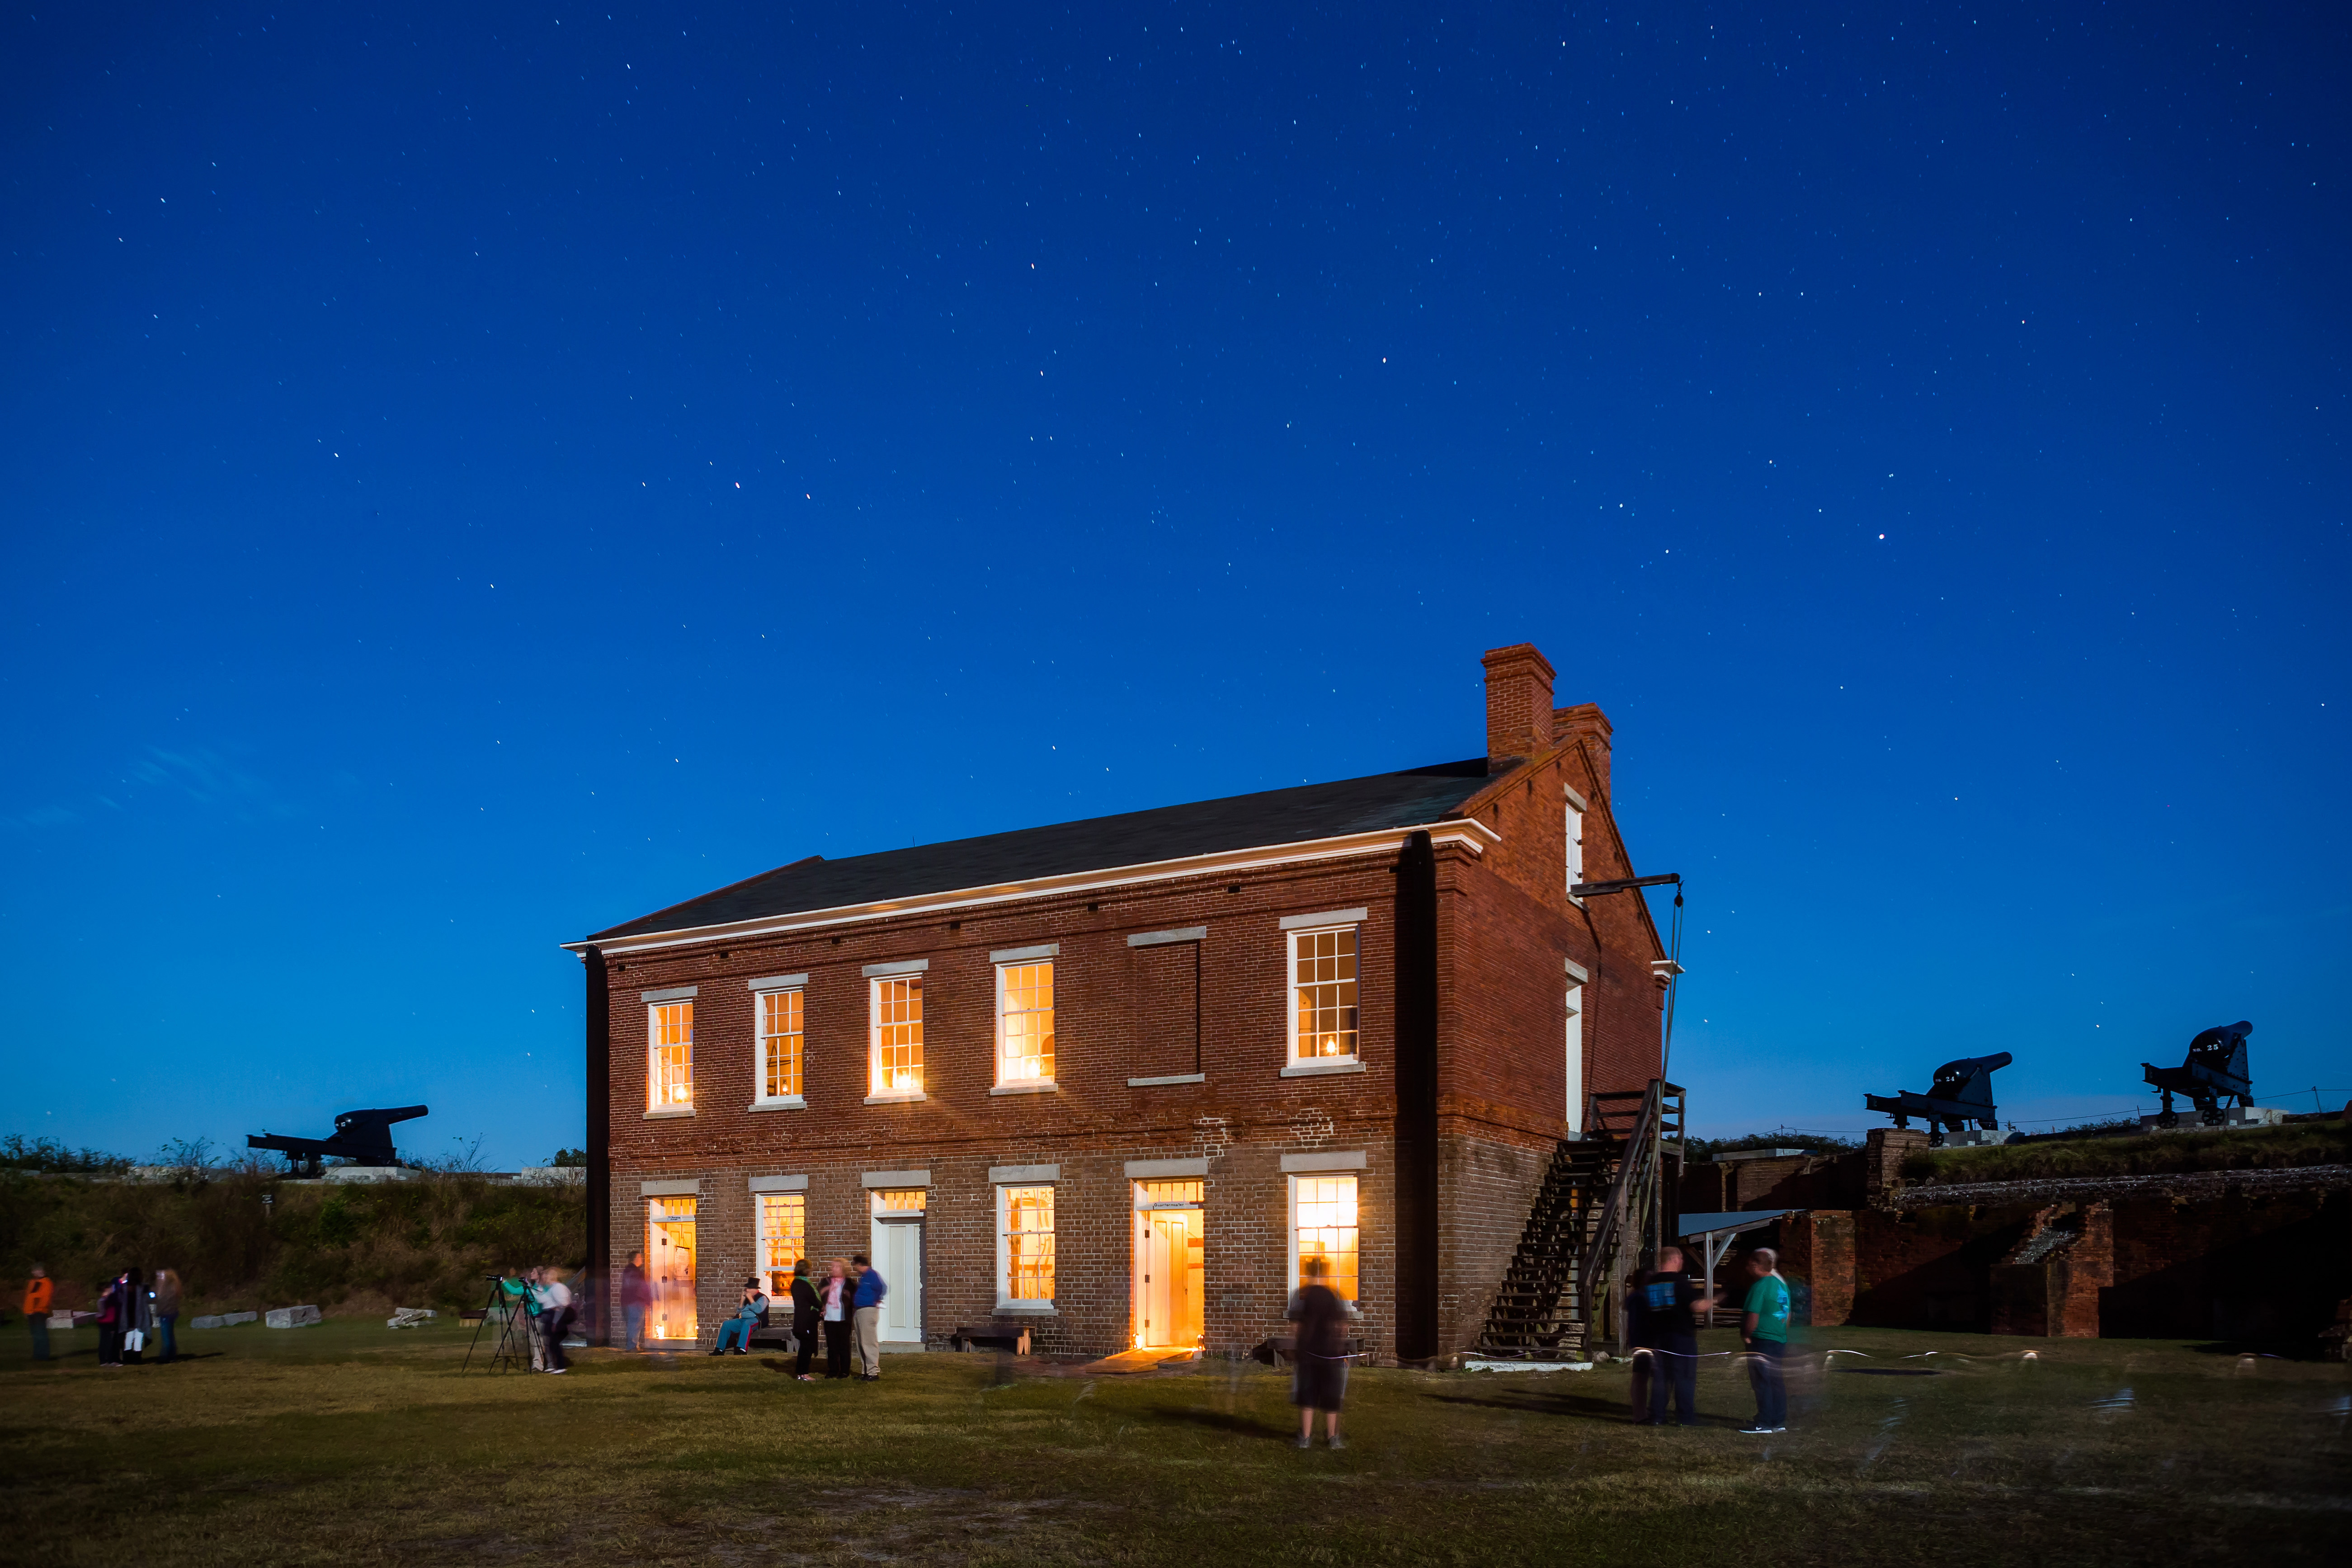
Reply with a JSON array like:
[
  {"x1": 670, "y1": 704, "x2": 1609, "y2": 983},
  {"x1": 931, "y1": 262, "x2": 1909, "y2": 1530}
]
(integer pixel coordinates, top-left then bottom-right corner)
[
  {"x1": 1134, "y1": 1179, "x2": 1204, "y2": 1209},
  {"x1": 757, "y1": 1192, "x2": 805, "y2": 1300},
  {"x1": 646, "y1": 1195, "x2": 698, "y2": 1341},
  {"x1": 1000, "y1": 1185, "x2": 1056, "y2": 1304},
  {"x1": 871, "y1": 1187, "x2": 928, "y2": 1215},
  {"x1": 758, "y1": 989, "x2": 803, "y2": 1102},
  {"x1": 648, "y1": 1002, "x2": 694, "y2": 1110},
  {"x1": 997, "y1": 961, "x2": 1056, "y2": 1085},
  {"x1": 1288, "y1": 926, "x2": 1358, "y2": 1063},
  {"x1": 870, "y1": 976, "x2": 924, "y2": 1096},
  {"x1": 1290, "y1": 1174, "x2": 1360, "y2": 1305}
]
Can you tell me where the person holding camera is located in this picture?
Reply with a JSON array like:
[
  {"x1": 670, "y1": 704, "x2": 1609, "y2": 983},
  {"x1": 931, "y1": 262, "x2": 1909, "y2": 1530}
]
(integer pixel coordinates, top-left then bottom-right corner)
[{"x1": 712, "y1": 1276, "x2": 768, "y2": 1355}]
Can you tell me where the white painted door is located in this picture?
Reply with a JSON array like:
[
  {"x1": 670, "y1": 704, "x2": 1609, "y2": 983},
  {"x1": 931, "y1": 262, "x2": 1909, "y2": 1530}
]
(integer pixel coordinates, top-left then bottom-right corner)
[
  {"x1": 1141, "y1": 1210, "x2": 1202, "y2": 1348},
  {"x1": 872, "y1": 1218, "x2": 924, "y2": 1343}
]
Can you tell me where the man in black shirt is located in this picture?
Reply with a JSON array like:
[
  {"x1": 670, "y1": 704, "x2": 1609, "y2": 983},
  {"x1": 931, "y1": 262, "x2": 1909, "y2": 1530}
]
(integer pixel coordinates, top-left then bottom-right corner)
[{"x1": 1630, "y1": 1245, "x2": 1704, "y2": 1426}]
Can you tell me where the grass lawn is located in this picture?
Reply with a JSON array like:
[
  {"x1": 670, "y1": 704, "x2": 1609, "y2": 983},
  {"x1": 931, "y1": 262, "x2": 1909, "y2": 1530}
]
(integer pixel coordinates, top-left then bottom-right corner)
[{"x1": 4, "y1": 1318, "x2": 2347, "y2": 1565}]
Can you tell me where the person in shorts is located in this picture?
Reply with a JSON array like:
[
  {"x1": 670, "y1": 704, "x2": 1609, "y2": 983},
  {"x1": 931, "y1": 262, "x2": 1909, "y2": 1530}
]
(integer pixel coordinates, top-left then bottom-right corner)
[{"x1": 1286, "y1": 1256, "x2": 1358, "y2": 1449}]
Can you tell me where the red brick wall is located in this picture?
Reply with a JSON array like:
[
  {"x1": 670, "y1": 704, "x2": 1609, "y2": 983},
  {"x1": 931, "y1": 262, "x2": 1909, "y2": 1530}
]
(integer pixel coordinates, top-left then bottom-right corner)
[{"x1": 2102, "y1": 1190, "x2": 2350, "y2": 1341}]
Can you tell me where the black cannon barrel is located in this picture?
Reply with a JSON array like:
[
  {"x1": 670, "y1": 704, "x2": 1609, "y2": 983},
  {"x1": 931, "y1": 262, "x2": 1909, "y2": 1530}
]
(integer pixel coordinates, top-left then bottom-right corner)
[{"x1": 1933, "y1": 1052, "x2": 2013, "y2": 1078}]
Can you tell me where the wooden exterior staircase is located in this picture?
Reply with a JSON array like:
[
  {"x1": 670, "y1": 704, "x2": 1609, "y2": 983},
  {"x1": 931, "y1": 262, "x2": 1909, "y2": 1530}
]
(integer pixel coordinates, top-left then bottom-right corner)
[{"x1": 1471, "y1": 1079, "x2": 1685, "y2": 1361}]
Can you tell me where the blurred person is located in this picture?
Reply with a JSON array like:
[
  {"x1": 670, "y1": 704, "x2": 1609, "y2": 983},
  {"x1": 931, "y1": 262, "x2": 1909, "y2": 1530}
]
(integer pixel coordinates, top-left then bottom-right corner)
[
  {"x1": 788, "y1": 1260, "x2": 821, "y2": 1381},
  {"x1": 621, "y1": 1250, "x2": 651, "y2": 1352},
  {"x1": 123, "y1": 1266, "x2": 151, "y2": 1365},
  {"x1": 712, "y1": 1276, "x2": 767, "y2": 1355},
  {"x1": 850, "y1": 1253, "x2": 887, "y2": 1382},
  {"x1": 1286, "y1": 1255, "x2": 1357, "y2": 1449},
  {"x1": 151, "y1": 1268, "x2": 184, "y2": 1365},
  {"x1": 820, "y1": 1259, "x2": 853, "y2": 1379},
  {"x1": 96, "y1": 1270, "x2": 130, "y2": 1367},
  {"x1": 22, "y1": 1265, "x2": 52, "y2": 1361},
  {"x1": 1734, "y1": 1248, "x2": 1791, "y2": 1433},
  {"x1": 1630, "y1": 1247, "x2": 1703, "y2": 1427},
  {"x1": 536, "y1": 1267, "x2": 575, "y2": 1374}
]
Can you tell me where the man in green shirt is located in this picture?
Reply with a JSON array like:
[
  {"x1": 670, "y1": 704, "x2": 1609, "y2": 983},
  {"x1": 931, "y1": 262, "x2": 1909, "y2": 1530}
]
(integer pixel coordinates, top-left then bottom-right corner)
[{"x1": 1736, "y1": 1248, "x2": 1790, "y2": 1433}]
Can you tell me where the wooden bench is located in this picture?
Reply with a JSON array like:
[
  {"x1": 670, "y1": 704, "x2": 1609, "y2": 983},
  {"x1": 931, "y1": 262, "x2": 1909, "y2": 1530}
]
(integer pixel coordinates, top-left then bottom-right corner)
[
  {"x1": 948, "y1": 1322, "x2": 1034, "y2": 1355},
  {"x1": 746, "y1": 1323, "x2": 800, "y2": 1353}
]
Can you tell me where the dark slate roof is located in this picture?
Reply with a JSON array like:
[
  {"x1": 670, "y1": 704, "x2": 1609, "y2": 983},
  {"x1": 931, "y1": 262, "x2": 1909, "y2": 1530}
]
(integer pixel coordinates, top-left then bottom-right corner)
[{"x1": 586, "y1": 758, "x2": 1494, "y2": 941}]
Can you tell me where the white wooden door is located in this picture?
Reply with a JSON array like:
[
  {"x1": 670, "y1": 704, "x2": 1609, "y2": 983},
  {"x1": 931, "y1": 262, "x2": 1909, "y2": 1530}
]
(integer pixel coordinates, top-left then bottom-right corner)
[
  {"x1": 872, "y1": 1218, "x2": 924, "y2": 1343},
  {"x1": 1141, "y1": 1210, "x2": 1202, "y2": 1347}
]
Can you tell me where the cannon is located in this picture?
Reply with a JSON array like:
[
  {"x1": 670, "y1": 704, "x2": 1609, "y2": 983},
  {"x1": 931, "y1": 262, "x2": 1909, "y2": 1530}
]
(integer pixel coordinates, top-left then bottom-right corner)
[
  {"x1": 248, "y1": 1105, "x2": 428, "y2": 1177},
  {"x1": 1864, "y1": 1053, "x2": 2009, "y2": 1147},
  {"x1": 2143, "y1": 1022, "x2": 2252, "y2": 1128}
]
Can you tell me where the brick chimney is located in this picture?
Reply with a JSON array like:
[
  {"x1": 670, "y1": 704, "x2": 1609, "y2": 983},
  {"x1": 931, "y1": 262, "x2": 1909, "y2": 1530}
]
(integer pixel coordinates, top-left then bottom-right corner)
[
  {"x1": 1481, "y1": 644, "x2": 1556, "y2": 769},
  {"x1": 1553, "y1": 702, "x2": 1613, "y2": 793}
]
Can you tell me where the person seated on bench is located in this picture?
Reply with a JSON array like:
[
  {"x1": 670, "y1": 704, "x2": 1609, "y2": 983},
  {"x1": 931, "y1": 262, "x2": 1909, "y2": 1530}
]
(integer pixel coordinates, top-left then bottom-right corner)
[{"x1": 712, "y1": 1276, "x2": 768, "y2": 1355}]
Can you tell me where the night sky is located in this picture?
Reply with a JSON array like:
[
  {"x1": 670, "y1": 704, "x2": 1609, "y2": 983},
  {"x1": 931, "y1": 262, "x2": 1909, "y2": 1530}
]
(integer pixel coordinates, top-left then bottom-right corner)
[{"x1": 4, "y1": 3, "x2": 2345, "y2": 1168}]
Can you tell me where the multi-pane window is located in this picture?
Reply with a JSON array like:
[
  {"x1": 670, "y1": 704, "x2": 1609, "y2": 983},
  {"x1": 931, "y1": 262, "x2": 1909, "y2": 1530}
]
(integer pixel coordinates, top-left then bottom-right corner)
[
  {"x1": 997, "y1": 961, "x2": 1056, "y2": 1084},
  {"x1": 871, "y1": 1187, "x2": 928, "y2": 1215},
  {"x1": 758, "y1": 989, "x2": 803, "y2": 1101},
  {"x1": 1290, "y1": 926, "x2": 1359, "y2": 1062},
  {"x1": 1001, "y1": 1186, "x2": 1056, "y2": 1303},
  {"x1": 1135, "y1": 1179, "x2": 1204, "y2": 1208},
  {"x1": 648, "y1": 1002, "x2": 694, "y2": 1110},
  {"x1": 1292, "y1": 1175, "x2": 1360, "y2": 1304},
  {"x1": 871, "y1": 976, "x2": 924, "y2": 1095},
  {"x1": 757, "y1": 1192, "x2": 805, "y2": 1299}
]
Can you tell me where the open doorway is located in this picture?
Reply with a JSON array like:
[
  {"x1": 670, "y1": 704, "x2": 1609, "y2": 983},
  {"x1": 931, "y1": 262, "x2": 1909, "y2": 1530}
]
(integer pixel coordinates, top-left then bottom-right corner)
[
  {"x1": 646, "y1": 1195, "x2": 698, "y2": 1344},
  {"x1": 1132, "y1": 1179, "x2": 1204, "y2": 1351}
]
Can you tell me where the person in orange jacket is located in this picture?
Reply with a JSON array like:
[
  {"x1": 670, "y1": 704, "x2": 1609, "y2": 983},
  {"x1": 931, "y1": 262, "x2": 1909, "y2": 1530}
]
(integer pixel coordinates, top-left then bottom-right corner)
[{"x1": 22, "y1": 1265, "x2": 53, "y2": 1361}]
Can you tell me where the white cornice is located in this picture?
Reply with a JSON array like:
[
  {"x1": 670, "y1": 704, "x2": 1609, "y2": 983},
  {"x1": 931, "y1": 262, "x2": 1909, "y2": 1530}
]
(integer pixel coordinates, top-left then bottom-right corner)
[{"x1": 563, "y1": 818, "x2": 1499, "y2": 957}]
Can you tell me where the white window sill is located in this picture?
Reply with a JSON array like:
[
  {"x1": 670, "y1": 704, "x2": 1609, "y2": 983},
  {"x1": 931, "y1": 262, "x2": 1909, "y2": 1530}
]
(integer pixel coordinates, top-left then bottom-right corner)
[
  {"x1": 747, "y1": 1097, "x2": 806, "y2": 1113},
  {"x1": 989, "y1": 1080, "x2": 1060, "y2": 1096},
  {"x1": 1281, "y1": 1060, "x2": 1367, "y2": 1078},
  {"x1": 993, "y1": 1302, "x2": 1059, "y2": 1316},
  {"x1": 864, "y1": 1090, "x2": 928, "y2": 1106},
  {"x1": 1128, "y1": 1073, "x2": 1207, "y2": 1087},
  {"x1": 643, "y1": 1106, "x2": 697, "y2": 1119}
]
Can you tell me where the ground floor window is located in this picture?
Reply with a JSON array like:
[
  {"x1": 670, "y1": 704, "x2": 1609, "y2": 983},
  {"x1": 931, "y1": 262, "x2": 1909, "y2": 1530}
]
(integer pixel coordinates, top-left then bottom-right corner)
[
  {"x1": 646, "y1": 1196, "x2": 698, "y2": 1341},
  {"x1": 999, "y1": 1185, "x2": 1056, "y2": 1305},
  {"x1": 758, "y1": 1192, "x2": 805, "y2": 1299},
  {"x1": 1289, "y1": 1174, "x2": 1359, "y2": 1306}
]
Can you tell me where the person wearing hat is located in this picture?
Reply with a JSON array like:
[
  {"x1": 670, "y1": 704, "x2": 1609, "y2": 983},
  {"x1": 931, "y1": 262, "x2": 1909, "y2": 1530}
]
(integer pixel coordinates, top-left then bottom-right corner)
[{"x1": 711, "y1": 1276, "x2": 769, "y2": 1355}]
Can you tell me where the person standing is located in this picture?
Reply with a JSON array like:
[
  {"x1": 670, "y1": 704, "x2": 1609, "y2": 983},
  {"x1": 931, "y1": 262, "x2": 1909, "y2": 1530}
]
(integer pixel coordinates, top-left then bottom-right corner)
[
  {"x1": 820, "y1": 1259, "x2": 853, "y2": 1380},
  {"x1": 1286, "y1": 1256, "x2": 1357, "y2": 1448},
  {"x1": 788, "y1": 1260, "x2": 821, "y2": 1381},
  {"x1": 96, "y1": 1268, "x2": 135, "y2": 1367},
  {"x1": 621, "y1": 1250, "x2": 651, "y2": 1352},
  {"x1": 151, "y1": 1268, "x2": 184, "y2": 1365},
  {"x1": 850, "y1": 1253, "x2": 887, "y2": 1382},
  {"x1": 1630, "y1": 1247, "x2": 1703, "y2": 1427},
  {"x1": 1735, "y1": 1248, "x2": 1791, "y2": 1434},
  {"x1": 536, "y1": 1268, "x2": 575, "y2": 1374},
  {"x1": 22, "y1": 1266, "x2": 52, "y2": 1361}
]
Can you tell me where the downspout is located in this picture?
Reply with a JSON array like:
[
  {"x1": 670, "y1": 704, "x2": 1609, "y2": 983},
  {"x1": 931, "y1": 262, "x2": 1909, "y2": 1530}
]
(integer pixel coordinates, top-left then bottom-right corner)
[{"x1": 583, "y1": 944, "x2": 611, "y2": 1346}]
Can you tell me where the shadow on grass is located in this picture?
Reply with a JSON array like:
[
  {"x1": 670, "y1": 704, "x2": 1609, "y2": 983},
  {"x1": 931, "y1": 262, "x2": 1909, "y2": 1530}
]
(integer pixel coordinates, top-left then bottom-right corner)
[
  {"x1": 1427, "y1": 1389, "x2": 1633, "y2": 1422},
  {"x1": 1147, "y1": 1405, "x2": 1288, "y2": 1440}
]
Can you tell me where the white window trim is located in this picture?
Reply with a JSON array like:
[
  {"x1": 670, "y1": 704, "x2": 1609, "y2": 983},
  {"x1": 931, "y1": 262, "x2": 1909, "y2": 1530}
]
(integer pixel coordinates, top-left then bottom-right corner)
[
  {"x1": 752, "y1": 986, "x2": 806, "y2": 1110},
  {"x1": 1284, "y1": 923, "x2": 1362, "y2": 1069},
  {"x1": 993, "y1": 956, "x2": 1058, "y2": 1092},
  {"x1": 755, "y1": 1189, "x2": 806, "y2": 1291},
  {"x1": 995, "y1": 1181, "x2": 1057, "y2": 1312},
  {"x1": 1286, "y1": 1171, "x2": 1362, "y2": 1307},
  {"x1": 647, "y1": 999, "x2": 694, "y2": 1114},
  {"x1": 1566, "y1": 802, "x2": 1586, "y2": 904},
  {"x1": 1565, "y1": 983, "x2": 1585, "y2": 1138},
  {"x1": 867, "y1": 973, "x2": 926, "y2": 1100}
]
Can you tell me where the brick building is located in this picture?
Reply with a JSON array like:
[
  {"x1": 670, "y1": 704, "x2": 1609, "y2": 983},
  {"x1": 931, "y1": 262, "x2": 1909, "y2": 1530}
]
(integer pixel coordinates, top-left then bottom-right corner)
[{"x1": 567, "y1": 644, "x2": 1669, "y2": 1362}]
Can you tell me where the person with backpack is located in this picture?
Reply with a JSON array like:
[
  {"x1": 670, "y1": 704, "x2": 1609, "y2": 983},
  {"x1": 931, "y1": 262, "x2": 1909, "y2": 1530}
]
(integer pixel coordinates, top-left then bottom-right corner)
[{"x1": 711, "y1": 1276, "x2": 768, "y2": 1355}]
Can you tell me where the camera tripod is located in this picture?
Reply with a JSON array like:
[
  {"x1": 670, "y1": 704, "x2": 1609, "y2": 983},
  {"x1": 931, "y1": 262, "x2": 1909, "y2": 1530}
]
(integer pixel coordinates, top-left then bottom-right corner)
[{"x1": 462, "y1": 1276, "x2": 537, "y2": 1373}]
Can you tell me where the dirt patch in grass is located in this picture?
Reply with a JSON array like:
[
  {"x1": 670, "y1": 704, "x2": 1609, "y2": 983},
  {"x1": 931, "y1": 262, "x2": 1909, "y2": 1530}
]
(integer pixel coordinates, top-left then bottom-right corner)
[{"x1": 4, "y1": 1320, "x2": 2347, "y2": 1565}]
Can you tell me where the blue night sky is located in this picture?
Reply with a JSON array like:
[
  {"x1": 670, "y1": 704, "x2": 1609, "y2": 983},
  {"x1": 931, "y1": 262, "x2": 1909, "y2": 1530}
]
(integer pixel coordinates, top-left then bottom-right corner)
[{"x1": 3, "y1": 3, "x2": 2345, "y2": 1168}]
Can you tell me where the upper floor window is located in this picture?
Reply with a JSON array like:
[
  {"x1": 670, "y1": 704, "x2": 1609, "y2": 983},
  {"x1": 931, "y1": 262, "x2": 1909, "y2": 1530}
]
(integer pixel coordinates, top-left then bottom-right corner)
[
  {"x1": 870, "y1": 975, "x2": 925, "y2": 1097},
  {"x1": 648, "y1": 1002, "x2": 693, "y2": 1111},
  {"x1": 1288, "y1": 926, "x2": 1359, "y2": 1064},
  {"x1": 997, "y1": 961, "x2": 1056, "y2": 1086},
  {"x1": 757, "y1": 989, "x2": 804, "y2": 1103},
  {"x1": 1566, "y1": 801, "x2": 1586, "y2": 901}
]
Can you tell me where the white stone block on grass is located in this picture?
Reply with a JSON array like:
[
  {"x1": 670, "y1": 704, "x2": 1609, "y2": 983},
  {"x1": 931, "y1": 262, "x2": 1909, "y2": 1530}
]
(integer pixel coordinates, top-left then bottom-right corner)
[
  {"x1": 221, "y1": 1310, "x2": 258, "y2": 1326},
  {"x1": 190, "y1": 1314, "x2": 226, "y2": 1330},
  {"x1": 386, "y1": 1308, "x2": 436, "y2": 1329},
  {"x1": 265, "y1": 1304, "x2": 323, "y2": 1328}
]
